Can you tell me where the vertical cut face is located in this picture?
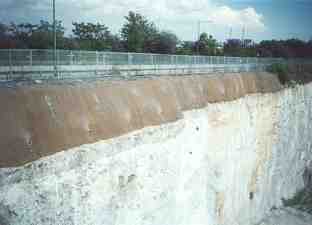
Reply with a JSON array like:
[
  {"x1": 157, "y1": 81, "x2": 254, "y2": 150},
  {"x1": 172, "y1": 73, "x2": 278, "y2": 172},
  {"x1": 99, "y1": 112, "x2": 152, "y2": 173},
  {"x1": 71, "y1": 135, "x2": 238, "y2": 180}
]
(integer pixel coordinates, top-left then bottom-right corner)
[{"x1": 5, "y1": 73, "x2": 312, "y2": 225}]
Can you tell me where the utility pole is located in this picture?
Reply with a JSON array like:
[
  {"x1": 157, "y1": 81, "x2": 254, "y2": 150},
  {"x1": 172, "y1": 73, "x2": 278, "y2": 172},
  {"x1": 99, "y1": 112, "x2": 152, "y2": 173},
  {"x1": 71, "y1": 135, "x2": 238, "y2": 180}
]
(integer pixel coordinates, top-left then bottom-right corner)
[
  {"x1": 229, "y1": 27, "x2": 233, "y2": 40},
  {"x1": 197, "y1": 20, "x2": 213, "y2": 55},
  {"x1": 241, "y1": 25, "x2": 246, "y2": 48},
  {"x1": 53, "y1": 0, "x2": 57, "y2": 78}
]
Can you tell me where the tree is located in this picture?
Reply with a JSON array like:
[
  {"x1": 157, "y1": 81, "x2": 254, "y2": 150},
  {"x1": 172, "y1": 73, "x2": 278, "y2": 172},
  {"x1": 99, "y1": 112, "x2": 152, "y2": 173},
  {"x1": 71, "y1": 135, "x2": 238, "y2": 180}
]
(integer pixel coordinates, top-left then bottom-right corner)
[
  {"x1": 196, "y1": 33, "x2": 217, "y2": 55},
  {"x1": 29, "y1": 20, "x2": 65, "y2": 49},
  {"x1": 109, "y1": 34, "x2": 126, "y2": 52},
  {"x1": 9, "y1": 23, "x2": 37, "y2": 39},
  {"x1": 0, "y1": 23, "x2": 15, "y2": 48},
  {"x1": 72, "y1": 22, "x2": 113, "y2": 50},
  {"x1": 0, "y1": 23, "x2": 9, "y2": 38},
  {"x1": 121, "y1": 11, "x2": 158, "y2": 52},
  {"x1": 149, "y1": 31, "x2": 179, "y2": 54},
  {"x1": 72, "y1": 22, "x2": 109, "y2": 40},
  {"x1": 1, "y1": 21, "x2": 65, "y2": 49},
  {"x1": 176, "y1": 41, "x2": 195, "y2": 55},
  {"x1": 8, "y1": 22, "x2": 37, "y2": 48}
]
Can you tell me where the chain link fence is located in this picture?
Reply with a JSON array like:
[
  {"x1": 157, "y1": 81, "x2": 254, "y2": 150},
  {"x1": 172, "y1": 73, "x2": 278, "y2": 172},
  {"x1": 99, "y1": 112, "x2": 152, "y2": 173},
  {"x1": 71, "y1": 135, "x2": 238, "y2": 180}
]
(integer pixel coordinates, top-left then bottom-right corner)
[{"x1": 0, "y1": 49, "x2": 283, "y2": 81}]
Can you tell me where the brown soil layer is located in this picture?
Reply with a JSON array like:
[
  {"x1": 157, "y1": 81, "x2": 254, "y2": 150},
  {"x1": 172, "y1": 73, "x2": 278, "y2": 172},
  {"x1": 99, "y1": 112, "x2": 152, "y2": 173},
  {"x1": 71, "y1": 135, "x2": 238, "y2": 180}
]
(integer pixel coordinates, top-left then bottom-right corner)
[{"x1": 0, "y1": 72, "x2": 281, "y2": 167}]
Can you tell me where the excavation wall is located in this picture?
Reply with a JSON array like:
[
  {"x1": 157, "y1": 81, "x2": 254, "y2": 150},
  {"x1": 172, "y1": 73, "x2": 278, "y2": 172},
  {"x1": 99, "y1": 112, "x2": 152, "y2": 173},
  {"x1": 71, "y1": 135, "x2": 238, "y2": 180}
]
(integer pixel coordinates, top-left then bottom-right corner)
[{"x1": 0, "y1": 72, "x2": 312, "y2": 225}]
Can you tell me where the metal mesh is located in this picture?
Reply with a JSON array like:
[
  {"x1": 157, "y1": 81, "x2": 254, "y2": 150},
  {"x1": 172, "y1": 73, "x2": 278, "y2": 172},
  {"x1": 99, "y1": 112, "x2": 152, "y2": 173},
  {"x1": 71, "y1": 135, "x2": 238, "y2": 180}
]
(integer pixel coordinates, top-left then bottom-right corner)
[
  {"x1": 0, "y1": 49, "x2": 285, "y2": 80},
  {"x1": 0, "y1": 49, "x2": 283, "y2": 66}
]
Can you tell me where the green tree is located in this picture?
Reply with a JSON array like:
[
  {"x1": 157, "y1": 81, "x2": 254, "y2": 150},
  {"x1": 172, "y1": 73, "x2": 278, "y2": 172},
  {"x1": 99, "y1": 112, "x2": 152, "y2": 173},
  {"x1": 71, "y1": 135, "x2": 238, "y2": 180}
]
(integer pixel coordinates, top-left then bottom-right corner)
[
  {"x1": 29, "y1": 20, "x2": 65, "y2": 49},
  {"x1": 150, "y1": 31, "x2": 179, "y2": 54},
  {"x1": 0, "y1": 23, "x2": 9, "y2": 38},
  {"x1": 121, "y1": 11, "x2": 158, "y2": 52},
  {"x1": 6, "y1": 21, "x2": 65, "y2": 49},
  {"x1": 9, "y1": 22, "x2": 37, "y2": 48},
  {"x1": 72, "y1": 22, "x2": 113, "y2": 50},
  {"x1": 109, "y1": 34, "x2": 125, "y2": 52},
  {"x1": 0, "y1": 23, "x2": 16, "y2": 48},
  {"x1": 197, "y1": 33, "x2": 217, "y2": 55},
  {"x1": 176, "y1": 41, "x2": 195, "y2": 55}
]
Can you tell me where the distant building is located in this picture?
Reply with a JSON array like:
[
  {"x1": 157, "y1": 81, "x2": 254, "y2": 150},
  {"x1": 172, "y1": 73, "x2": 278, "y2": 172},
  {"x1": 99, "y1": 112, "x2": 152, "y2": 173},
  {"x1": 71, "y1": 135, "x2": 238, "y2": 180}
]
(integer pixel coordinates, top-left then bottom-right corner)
[
  {"x1": 243, "y1": 39, "x2": 256, "y2": 48},
  {"x1": 224, "y1": 38, "x2": 256, "y2": 49}
]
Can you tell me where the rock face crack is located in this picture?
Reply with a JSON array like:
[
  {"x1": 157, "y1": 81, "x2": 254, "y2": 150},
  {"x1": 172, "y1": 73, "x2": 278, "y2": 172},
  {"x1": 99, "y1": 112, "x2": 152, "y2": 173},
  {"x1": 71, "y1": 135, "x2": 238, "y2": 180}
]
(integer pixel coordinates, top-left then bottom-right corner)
[{"x1": 45, "y1": 96, "x2": 57, "y2": 120}]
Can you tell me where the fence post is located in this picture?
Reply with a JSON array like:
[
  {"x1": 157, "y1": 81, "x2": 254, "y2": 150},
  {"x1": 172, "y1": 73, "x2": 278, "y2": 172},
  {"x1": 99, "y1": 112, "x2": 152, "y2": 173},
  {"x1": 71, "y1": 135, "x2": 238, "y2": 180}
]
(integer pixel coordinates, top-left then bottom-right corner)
[
  {"x1": 102, "y1": 53, "x2": 106, "y2": 76},
  {"x1": 150, "y1": 54, "x2": 154, "y2": 66},
  {"x1": 194, "y1": 56, "x2": 197, "y2": 74},
  {"x1": 29, "y1": 50, "x2": 33, "y2": 66},
  {"x1": 246, "y1": 57, "x2": 249, "y2": 72},
  {"x1": 8, "y1": 49, "x2": 12, "y2": 80},
  {"x1": 96, "y1": 51, "x2": 99, "y2": 65},
  {"x1": 68, "y1": 51, "x2": 73, "y2": 65},
  {"x1": 103, "y1": 53, "x2": 106, "y2": 65},
  {"x1": 56, "y1": 49, "x2": 59, "y2": 79},
  {"x1": 95, "y1": 51, "x2": 98, "y2": 77},
  {"x1": 188, "y1": 55, "x2": 191, "y2": 74},
  {"x1": 170, "y1": 55, "x2": 173, "y2": 75},
  {"x1": 151, "y1": 54, "x2": 154, "y2": 76},
  {"x1": 127, "y1": 53, "x2": 132, "y2": 77},
  {"x1": 174, "y1": 55, "x2": 177, "y2": 76},
  {"x1": 128, "y1": 53, "x2": 132, "y2": 66}
]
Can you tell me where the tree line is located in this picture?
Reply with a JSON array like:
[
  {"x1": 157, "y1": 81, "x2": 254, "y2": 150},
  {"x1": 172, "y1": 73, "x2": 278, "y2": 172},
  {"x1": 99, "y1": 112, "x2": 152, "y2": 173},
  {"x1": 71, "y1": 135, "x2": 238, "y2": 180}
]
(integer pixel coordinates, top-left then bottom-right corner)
[{"x1": 0, "y1": 11, "x2": 311, "y2": 58}]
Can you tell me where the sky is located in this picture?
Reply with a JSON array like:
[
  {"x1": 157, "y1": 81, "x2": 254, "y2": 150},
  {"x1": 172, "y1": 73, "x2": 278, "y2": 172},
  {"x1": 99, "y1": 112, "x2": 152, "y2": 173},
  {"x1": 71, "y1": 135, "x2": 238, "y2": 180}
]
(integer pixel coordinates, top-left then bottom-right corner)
[{"x1": 0, "y1": 0, "x2": 311, "y2": 42}]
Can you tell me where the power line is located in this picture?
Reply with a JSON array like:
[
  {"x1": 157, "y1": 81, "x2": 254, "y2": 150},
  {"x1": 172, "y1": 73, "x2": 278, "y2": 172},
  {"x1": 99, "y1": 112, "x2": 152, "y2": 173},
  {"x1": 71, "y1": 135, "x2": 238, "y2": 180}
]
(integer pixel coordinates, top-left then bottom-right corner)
[{"x1": 229, "y1": 27, "x2": 232, "y2": 40}]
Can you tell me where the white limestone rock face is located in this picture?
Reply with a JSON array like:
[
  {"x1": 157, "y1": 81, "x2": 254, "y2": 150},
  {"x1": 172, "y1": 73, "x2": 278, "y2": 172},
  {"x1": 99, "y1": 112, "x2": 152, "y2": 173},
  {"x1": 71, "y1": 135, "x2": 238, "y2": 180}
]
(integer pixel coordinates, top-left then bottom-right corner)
[{"x1": 1, "y1": 83, "x2": 312, "y2": 225}]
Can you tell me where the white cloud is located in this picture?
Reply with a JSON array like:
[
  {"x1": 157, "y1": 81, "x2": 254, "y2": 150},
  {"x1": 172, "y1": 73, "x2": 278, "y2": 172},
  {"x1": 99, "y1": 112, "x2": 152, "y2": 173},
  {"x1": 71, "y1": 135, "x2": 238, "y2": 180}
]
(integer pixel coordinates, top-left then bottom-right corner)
[
  {"x1": 1, "y1": 0, "x2": 266, "y2": 41},
  {"x1": 72, "y1": 0, "x2": 266, "y2": 39},
  {"x1": 209, "y1": 6, "x2": 265, "y2": 31}
]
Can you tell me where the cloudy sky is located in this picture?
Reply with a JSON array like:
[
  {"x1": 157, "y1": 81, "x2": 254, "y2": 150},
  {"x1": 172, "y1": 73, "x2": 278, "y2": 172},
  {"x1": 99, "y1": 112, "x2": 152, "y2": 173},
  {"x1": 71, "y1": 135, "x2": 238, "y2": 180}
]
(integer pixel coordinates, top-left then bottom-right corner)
[{"x1": 0, "y1": 0, "x2": 311, "y2": 42}]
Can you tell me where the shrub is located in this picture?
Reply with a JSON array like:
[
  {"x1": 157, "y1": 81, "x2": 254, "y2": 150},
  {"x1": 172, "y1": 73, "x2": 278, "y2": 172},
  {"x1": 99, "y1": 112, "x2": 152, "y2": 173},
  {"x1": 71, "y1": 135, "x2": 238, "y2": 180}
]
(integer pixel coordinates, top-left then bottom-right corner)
[{"x1": 267, "y1": 63, "x2": 289, "y2": 85}]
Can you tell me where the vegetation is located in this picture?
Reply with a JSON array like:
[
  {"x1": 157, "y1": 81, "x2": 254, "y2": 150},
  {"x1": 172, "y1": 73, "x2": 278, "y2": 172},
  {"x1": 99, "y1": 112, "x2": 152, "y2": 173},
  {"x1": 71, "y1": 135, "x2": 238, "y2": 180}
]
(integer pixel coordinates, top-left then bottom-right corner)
[
  {"x1": 121, "y1": 11, "x2": 156, "y2": 52},
  {"x1": 282, "y1": 168, "x2": 312, "y2": 214},
  {"x1": 1, "y1": 11, "x2": 312, "y2": 58},
  {"x1": 72, "y1": 22, "x2": 114, "y2": 51},
  {"x1": 267, "y1": 62, "x2": 312, "y2": 86},
  {"x1": 282, "y1": 188, "x2": 312, "y2": 214},
  {"x1": 195, "y1": 33, "x2": 219, "y2": 55},
  {"x1": 267, "y1": 63, "x2": 289, "y2": 85}
]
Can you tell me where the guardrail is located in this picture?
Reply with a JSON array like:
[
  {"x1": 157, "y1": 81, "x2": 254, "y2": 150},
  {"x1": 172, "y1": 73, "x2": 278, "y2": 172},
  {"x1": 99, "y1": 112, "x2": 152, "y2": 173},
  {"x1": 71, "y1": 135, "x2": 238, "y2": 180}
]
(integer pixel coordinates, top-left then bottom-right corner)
[{"x1": 0, "y1": 49, "x2": 283, "y2": 81}]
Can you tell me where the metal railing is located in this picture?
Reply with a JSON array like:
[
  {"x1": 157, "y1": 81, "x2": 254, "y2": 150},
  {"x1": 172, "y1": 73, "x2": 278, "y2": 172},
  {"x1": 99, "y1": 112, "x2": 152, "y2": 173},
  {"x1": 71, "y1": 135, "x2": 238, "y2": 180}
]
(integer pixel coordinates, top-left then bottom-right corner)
[{"x1": 0, "y1": 49, "x2": 283, "y2": 81}]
